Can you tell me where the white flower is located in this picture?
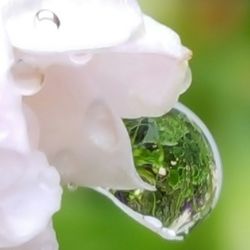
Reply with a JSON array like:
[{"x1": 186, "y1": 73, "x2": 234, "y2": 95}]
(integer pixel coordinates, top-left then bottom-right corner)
[{"x1": 0, "y1": 0, "x2": 192, "y2": 248}]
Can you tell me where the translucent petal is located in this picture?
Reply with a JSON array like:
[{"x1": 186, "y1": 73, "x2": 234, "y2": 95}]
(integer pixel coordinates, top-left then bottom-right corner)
[
  {"x1": 96, "y1": 103, "x2": 222, "y2": 240},
  {"x1": 4, "y1": 0, "x2": 143, "y2": 52},
  {"x1": 0, "y1": 150, "x2": 62, "y2": 248},
  {"x1": 71, "y1": 16, "x2": 192, "y2": 118},
  {"x1": 7, "y1": 14, "x2": 191, "y2": 119},
  {"x1": 24, "y1": 66, "x2": 152, "y2": 190},
  {"x1": 83, "y1": 56, "x2": 191, "y2": 119}
]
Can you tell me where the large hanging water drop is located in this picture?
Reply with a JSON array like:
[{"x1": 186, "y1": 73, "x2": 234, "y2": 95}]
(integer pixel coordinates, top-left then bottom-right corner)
[{"x1": 97, "y1": 103, "x2": 222, "y2": 240}]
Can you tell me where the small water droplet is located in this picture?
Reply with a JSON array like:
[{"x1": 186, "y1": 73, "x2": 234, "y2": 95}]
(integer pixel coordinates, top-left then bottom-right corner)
[
  {"x1": 110, "y1": 103, "x2": 222, "y2": 240},
  {"x1": 10, "y1": 60, "x2": 44, "y2": 96},
  {"x1": 67, "y1": 183, "x2": 78, "y2": 192},
  {"x1": 34, "y1": 9, "x2": 60, "y2": 31},
  {"x1": 69, "y1": 53, "x2": 93, "y2": 65}
]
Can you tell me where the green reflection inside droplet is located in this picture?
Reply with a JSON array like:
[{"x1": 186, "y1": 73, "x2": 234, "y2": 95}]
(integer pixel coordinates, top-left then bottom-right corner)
[{"x1": 111, "y1": 107, "x2": 219, "y2": 236}]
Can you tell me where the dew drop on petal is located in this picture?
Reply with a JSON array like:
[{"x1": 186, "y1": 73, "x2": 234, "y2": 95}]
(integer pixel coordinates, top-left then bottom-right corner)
[
  {"x1": 109, "y1": 103, "x2": 222, "y2": 240},
  {"x1": 9, "y1": 60, "x2": 44, "y2": 96}
]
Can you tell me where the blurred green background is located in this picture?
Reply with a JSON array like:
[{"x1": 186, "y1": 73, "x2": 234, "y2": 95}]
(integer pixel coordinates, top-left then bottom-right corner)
[{"x1": 54, "y1": 1, "x2": 250, "y2": 249}]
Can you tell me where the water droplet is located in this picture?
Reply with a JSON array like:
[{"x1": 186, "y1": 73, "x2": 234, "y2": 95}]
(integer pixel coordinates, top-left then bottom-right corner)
[
  {"x1": 69, "y1": 53, "x2": 93, "y2": 65},
  {"x1": 108, "y1": 103, "x2": 222, "y2": 240},
  {"x1": 10, "y1": 60, "x2": 44, "y2": 96},
  {"x1": 34, "y1": 9, "x2": 60, "y2": 31},
  {"x1": 67, "y1": 183, "x2": 78, "y2": 192}
]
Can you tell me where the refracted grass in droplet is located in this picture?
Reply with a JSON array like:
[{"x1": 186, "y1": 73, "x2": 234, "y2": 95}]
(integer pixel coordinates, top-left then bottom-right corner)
[{"x1": 111, "y1": 107, "x2": 220, "y2": 237}]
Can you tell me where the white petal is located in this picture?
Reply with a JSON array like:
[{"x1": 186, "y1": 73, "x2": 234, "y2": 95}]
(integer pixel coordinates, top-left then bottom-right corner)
[
  {"x1": 0, "y1": 27, "x2": 31, "y2": 153},
  {"x1": 4, "y1": 0, "x2": 143, "y2": 52},
  {"x1": 1, "y1": 222, "x2": 58, "y2": 250},
  {"x1": 77, "y1": 15, "x2": 192, "y2": 118},
  {"x1": 24, "y1": 66, "x2": 153, "y2": 190},
  {"x1": 23, "y1": 104, "x2": 40, "y2": 148},
  {"x1": 0, "y1": 88, "x2": 30, "y2": 153},
  {"x1": 0, "y1": 13, "x2": 13, "y2": 76},
  {"x1": 0, "y1": 150, "x2": 62, "y2": 248}
]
